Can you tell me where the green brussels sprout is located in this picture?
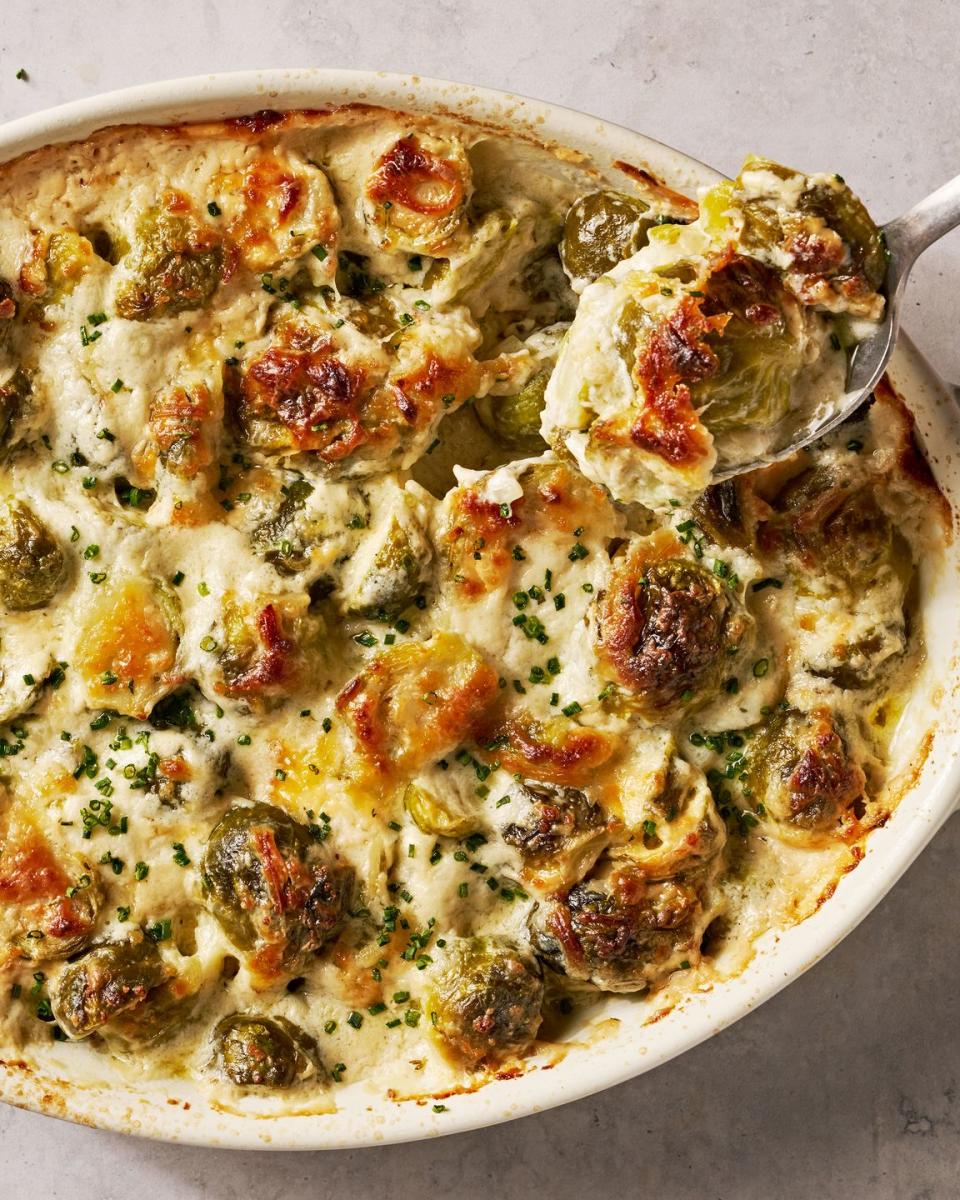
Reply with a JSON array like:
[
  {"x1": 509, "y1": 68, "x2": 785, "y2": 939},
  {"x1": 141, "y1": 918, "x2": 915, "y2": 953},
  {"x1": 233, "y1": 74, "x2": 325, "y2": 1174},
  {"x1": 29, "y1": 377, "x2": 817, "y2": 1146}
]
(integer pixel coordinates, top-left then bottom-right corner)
[
  {"x1": 797, "y1": 177, "x2": 887, "y2": 290},
  {"x1": 343, "y1": 517, "x2": 424, "y2": 618},
  {"x1": 44, "y1": 230, "x2": 98, "y2": 302},
  {"x1": 213, "y1": 1013, "x2": 320, "y2": 1087},
  {"x1": 403, "y1": 782, "x2": 475, "y2": 838},
  {"x1": 0, "y1": 499, "x2": 66, "y2": 611},
  {"x1": 733, "y1": 158, "x2": 887, "y2": 313},
  {"x1": 743, "y1": 708, "x2": 866, "y2": 832},
  {"x1": 766, "y1": 467, "x2": 910, "y2": 591},
  {"x1": 596, "y1": 545, "x2": 750, "y2": 719},
  {"x1": 51, "y1": 936, "x2": 172, "y2": 1039},
  {"x1": 115, "y1": 203, "x2": 223, "y2": 321},
  {"x1": 692, "y1": 477, "x2": 756, "y2": 551},
  {"x1": 0, "y1": 369, "x2": 29, "y2": 449},
  {"x1": 201, "y1": 803, "x2": 353, "y2": 980},
  {"x1": 250, "y1": 479, "x2": 315, "y2": 576},
  {"x1": 500, "y1": 782, "x2": 610, "y2": 889},
  {"x1": 15, "y1": 881, "x2": 101, "y2": 964},
  {"x1": 609, "y1": 751, "x2": 727, "y2": 880},
  {"x1": 474, "y1": 370, "x2": 549, "y2": 452},
  {"x1": 560, "y1": 191, "x2": 654, "y2": 286},
  {"x1": 428, "y1": 936, "x2": 544, "y2": 1067},
  {"x1": 338, "y1": 501, "x2": 431, "y2": 620},
  {"x1": 690, "y1": 255, "x2": 806, "y2": 434},
  {"x1": 213, "y1": 594, "x2": 324, "y2": 708},
  {"x1": 530, "y1": 862, "x2": 710, "y2": 992}
]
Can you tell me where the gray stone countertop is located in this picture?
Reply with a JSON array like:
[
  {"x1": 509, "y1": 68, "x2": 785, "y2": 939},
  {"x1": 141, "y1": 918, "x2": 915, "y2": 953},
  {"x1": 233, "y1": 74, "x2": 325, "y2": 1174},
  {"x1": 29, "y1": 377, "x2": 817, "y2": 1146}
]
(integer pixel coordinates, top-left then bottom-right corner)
[{"x1": 0, "y1": 2, "x2": 957, "y2": 1195}]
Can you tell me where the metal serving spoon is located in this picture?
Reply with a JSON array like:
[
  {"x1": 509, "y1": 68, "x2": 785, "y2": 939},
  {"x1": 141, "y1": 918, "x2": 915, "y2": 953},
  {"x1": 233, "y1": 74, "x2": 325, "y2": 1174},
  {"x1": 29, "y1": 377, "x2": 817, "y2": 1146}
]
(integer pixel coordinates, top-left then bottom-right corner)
[{"x1": 714, "y1": 171, "x2": 960, "y2": 480}]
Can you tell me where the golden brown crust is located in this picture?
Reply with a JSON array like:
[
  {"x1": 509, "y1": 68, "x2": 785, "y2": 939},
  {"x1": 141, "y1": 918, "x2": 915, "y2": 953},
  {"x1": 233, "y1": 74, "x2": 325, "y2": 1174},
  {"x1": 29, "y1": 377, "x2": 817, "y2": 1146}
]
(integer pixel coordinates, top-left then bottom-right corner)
[{"x1": 336, "y1": 633, "x2": 500, "y2": 774}]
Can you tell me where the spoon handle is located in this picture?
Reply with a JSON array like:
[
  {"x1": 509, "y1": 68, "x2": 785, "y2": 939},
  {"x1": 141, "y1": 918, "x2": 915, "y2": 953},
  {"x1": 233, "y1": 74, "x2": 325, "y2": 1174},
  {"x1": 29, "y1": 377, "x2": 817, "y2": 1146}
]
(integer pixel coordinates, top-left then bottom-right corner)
[{"x1": 884, "y1": 172, "x2": 960, "y2": 272}]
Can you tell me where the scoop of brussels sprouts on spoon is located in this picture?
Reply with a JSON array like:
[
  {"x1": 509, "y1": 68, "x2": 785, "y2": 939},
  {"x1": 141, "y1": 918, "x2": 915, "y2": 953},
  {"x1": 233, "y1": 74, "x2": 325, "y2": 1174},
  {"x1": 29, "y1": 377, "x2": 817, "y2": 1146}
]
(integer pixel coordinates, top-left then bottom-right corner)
[{"x1": 544, "y1": 160, "x2": 960, "y2": 506}]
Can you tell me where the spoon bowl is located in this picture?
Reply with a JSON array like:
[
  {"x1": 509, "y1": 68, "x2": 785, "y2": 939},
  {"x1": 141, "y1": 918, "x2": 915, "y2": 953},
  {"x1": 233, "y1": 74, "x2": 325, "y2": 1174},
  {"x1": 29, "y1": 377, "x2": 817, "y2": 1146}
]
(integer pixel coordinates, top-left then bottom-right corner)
[{"x1": 713, "y1": 171, "x2": 960, "y2": 480}]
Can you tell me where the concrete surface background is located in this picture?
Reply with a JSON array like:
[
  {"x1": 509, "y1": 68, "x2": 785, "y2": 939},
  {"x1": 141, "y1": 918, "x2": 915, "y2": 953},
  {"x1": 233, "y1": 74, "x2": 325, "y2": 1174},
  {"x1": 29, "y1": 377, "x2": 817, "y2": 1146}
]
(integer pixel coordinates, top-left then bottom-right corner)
[{"x1": 0, "y1": 2, "x2": 957, "y2": 1196}]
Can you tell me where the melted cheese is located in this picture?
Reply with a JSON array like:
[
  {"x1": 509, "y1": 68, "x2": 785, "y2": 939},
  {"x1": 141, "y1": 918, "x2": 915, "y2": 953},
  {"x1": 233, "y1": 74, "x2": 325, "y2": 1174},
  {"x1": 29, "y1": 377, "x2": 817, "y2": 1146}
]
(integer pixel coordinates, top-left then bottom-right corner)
[{"x1": 0, "y1": 108, "x2": 946, "y2": 1113}]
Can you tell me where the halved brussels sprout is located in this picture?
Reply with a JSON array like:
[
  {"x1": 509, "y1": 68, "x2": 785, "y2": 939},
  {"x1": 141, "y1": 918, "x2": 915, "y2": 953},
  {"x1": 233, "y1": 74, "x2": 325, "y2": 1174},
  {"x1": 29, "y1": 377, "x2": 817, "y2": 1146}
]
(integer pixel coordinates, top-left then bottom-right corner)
[
  {"x1": 500, "y1": 782, "x2": 611, "y2": 891},
  {"x1": 201, "y1": 802, "x2": 353, "y2": 981},
  {"x1": 530, "y1": 860, "x2": 713, "y2": 992},
  {"x1": 428, "y1": 936, "x2": 544, "y2": 1068},
  {"x1": 250, "y1": 478, "x2": 315, "y2": 575},
  {"x1": 403, "y1": 782, "x2": 476, "y2": 839},
  {"x1": 210, "y1": 150, "x2": 338, "y2": 273},
  {"x1": 481, "y1": 712, "x2": 616, "y2": 791},
  {"x1": 595, "y1": 538, "x2": 750, "y2": 719},
  {"x1": 0, "y1": 499, "x2": 65, "y2": 611},
  {"x1": 45, "y1": 230, "x2": 97, "y2": 301},
  {"x1": 560, "y1": 191, "x2": 654, "y2": 288},
  {"x1": 115, "y1": 195, "x2": 223, "y2": 321},
  {"x1": 337, "y1": 504, "x2": 431, "y2": 619},
  {"x1": 743, "y1": 708, "x2": 866, "y2": 833},
  {"x1": 543, "y1": 266, "x2": 723, "y2": 508},
  {"x1": 734, "y1": 157, "x2": 886, "y2": 316},
  {"x1": 51, "y1": 936, "x2": 172, "y2": 1039},
  {"x1": 215, "y1": 596, "x2": 322, "y2": 706},
  {"x1": 796, "y1": 176, "x2": 887, "y2": 290},
  {"x1": 474, "y1": 370, "x2": 549, "y2": 452},
  {"x1": 229, "y1": 329, "x2": 370, "y2": 460},
  {"x1": 336, "y1": 632, "x2": 500, "y2": 774},
  {"x1": 764, "y1": 467, "x2": 910, "y2": 591},
  {"x1": 691, "y1": 255, "x2": 807, "y2": 434},
  {"x1": 0, "y1": 823, "x2": 101, "y2": 962},
  {"x1": 692, "y1": 476, "x2": 758, "y2": 551},
  {"x1": 212, "y1": 1013, "x2": 320, "y2": 1087},
  {"x1": 104, "y1": 968, "x2": 204, "y2": 1047},
  {"x1": 76, "y1": 577, "x2": 182, "y2": 719},
  {"x1": 364, "y1": 134, "x2": 471, "y2": 255},
  {"x1": 145, "y1": 383, "x2": 220, "y2": 480},
  {"x1": 611, "y1": 754, "x2": 726, "y2": 879}
]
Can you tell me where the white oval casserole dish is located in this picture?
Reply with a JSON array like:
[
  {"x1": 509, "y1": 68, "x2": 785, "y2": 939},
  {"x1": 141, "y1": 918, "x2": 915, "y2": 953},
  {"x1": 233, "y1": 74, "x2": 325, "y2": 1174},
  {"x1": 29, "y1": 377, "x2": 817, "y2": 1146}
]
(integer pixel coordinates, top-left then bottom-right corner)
[{"x1": 0, "y1": 69, "x2": 958, "y2": 1149}]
